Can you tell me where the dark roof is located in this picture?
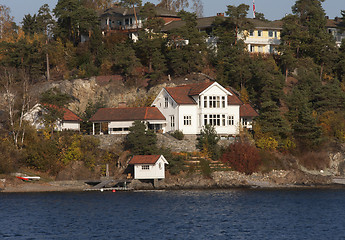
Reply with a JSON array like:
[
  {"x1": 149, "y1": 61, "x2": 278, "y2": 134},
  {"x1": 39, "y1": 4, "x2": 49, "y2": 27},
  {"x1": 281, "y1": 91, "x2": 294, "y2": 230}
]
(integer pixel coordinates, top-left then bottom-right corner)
[
  {"x1": 240, "y1": 104, "x2": 259, "y2": 117},
  {"x1": 247, "y1": 19, "x2": 283, "y2": 29},
  {"x1": 89, "y1": 107, "x2": 166, "y2": 122},
  {"x1": 326, "y1": 18, "x2": 343, "y2": 28},
  {"x1": 128, "y1": 155, "x2": 161, "y2": 164},
  {"x1": 162, "y1": 16, "x2": 283, "y2": 32},
  {"x1": 165, "y1": 82, "x2": 214, "y2": 105},
  {"x1": 101, "y1": 6, "x2": 178, "y2": 18}
]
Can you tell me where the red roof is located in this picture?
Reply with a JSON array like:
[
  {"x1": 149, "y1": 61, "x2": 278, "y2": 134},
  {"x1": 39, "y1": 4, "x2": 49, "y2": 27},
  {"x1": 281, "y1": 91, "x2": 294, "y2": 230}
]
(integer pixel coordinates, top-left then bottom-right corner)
[
  {"x1": 63, "y1": 108, "x2": 82, "y2": 121},
  {"x1": 128, "y1": 155, "x2": 161, "y2": 164},
  {"x1": 165, "y1": 81, "x2": 214, "y2": 105},
  {"x1": 42, "y1": 104, "x2": 81, "y2": 121},
  {"x1": 226, "y1": 88, "x2": 244, "y2": 105},
  {"x1": 89, "y1": 107, "x2": 166, "y2": 122},
  {"x1": 240, "y1": 104, "x2": 259, "y2": 117}
]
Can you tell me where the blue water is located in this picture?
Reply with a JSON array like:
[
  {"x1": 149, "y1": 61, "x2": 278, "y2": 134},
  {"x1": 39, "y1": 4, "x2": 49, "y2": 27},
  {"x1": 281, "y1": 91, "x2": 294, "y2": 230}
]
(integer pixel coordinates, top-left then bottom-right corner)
[{"x1": 1, "y1": 189, "x2": 345, "y2": 239}]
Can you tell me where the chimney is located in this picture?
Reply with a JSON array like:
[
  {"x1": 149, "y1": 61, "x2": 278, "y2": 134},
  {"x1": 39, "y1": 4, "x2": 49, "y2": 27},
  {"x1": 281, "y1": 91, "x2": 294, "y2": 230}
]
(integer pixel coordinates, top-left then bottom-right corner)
[
  {"x1": 217, "y1": 13, "x2": 224, "y2": 17},
  {"x1": 118, "y1": 102, "x2": 127, "y2": 108}
]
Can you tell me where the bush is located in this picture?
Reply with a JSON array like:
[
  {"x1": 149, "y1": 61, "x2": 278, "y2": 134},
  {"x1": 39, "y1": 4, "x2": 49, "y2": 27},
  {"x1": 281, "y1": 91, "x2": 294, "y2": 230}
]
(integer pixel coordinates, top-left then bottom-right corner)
[
  {"x1": 0, "y1": 138, "x2": 22, "y2": 174},
  {"x1": 197, "y1": 125, "x2": 221, "y2": 161},
  {"x1": 221, "y1": 141, "x2": 262, "y2": 175},
  {"x1": 199, "y1": 158, "x2": 212, "y2": 178},
  {"x1": 170, "y1": 130, "x2": 184, "y2": 140}
]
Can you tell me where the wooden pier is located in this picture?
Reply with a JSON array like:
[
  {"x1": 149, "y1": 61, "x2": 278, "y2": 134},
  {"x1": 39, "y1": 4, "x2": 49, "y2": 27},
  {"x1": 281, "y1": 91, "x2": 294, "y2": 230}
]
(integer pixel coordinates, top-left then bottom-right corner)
[{"x1": 84, "y1": 179, "x2": 133, "y2": 192}]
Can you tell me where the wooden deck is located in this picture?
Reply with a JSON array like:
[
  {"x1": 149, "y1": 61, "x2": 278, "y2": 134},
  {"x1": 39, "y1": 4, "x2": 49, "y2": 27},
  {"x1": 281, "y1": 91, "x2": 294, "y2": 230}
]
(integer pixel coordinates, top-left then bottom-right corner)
[{"x1": 84, "y1": 179, "x2": 133, "y2": 191}]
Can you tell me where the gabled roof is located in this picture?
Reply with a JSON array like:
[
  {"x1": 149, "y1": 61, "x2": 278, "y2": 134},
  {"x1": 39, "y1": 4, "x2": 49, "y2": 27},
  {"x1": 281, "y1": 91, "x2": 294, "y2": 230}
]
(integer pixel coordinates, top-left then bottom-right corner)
[
  {"x1": 165, "y1": 81, "x2": 214, "y2": 105},
  {"x1": 226, "y1": 88, "x2": 243, "y2": 105},
  {"x1": 101, "y1": 6, "x2": 178, "y2": 18},
  {"x1": 42, "y1": 104, "x2": 81, "y2": 122},
  {"x1": 128, "y1": 155, "x2": 162, "y2": 164},
  {"x1": 89, "y1": 107, "x2": 165, "y2": 122},
  {"x1": 240, "y1": 104, "x2": 259, "y2": 117}
]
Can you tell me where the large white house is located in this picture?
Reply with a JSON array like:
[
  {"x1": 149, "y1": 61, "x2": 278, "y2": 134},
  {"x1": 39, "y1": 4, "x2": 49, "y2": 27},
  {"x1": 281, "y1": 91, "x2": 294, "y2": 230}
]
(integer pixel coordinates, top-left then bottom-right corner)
[
  {"x1": 23, "y1": 103, "x2": 81, "y2": 131},
  {"x1": 128, "y1": 155, "x2": 169, "y2": 180},
  {"x1": 151, "y1": 81, "x2": 258, "y2": 136}
]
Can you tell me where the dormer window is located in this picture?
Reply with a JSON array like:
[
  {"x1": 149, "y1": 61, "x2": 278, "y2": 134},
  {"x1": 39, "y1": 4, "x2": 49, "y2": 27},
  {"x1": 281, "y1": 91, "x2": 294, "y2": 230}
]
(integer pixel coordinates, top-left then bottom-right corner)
[
  {"x1": 165, "y1": 97, "x2": 168, "y2": 108},
  {"x1": 222, "y1": 96, "x2": 226, "y2": 108}
]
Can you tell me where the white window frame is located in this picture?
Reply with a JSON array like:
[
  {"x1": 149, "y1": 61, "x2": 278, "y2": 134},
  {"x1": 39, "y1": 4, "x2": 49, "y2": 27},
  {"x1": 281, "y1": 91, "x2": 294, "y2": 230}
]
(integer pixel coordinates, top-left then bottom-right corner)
[
  {"x1": 165, "y1": 97, "x2": 168, "y2": 108},
  {"x1": 142, "y1": 165, "x2": 150, "y2": 170},
  {"x1": 228, "y1": 116, "x2": 234, "y2": 126},
  {"x1": 170, "y1": 115, "x2": 175, "y2": 129},
  {"x1": 184, "y1": 116, "x2": 192, "y2": 126}
]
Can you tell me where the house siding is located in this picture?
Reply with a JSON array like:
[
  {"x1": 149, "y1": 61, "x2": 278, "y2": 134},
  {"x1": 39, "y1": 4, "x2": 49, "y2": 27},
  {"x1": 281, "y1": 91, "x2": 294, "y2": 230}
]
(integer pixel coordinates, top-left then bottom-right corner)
[{"x1": 134, "y1": 158, "x2": 166, "y2": 179}]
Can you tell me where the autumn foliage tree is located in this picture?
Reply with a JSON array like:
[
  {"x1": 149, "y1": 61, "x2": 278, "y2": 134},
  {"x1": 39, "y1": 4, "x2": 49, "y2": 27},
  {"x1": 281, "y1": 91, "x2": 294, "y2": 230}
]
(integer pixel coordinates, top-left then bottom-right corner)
[{"x1": 221, "y1": 141, "x2": 262, "y2": 175}]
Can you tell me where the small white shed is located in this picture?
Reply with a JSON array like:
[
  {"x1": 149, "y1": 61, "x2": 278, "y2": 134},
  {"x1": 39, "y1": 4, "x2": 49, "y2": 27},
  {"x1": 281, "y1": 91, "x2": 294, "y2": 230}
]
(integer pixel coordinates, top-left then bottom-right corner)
[{"x1": 128, "y1": 155, "x2": 169, "y2": 180}]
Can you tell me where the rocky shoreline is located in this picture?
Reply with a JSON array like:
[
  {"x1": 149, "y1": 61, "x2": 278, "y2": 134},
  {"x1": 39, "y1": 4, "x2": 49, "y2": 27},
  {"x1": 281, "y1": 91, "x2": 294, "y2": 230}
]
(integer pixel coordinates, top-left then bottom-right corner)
[{"x1": 1, "y1": 170, "x2": 344, "y2": 193}]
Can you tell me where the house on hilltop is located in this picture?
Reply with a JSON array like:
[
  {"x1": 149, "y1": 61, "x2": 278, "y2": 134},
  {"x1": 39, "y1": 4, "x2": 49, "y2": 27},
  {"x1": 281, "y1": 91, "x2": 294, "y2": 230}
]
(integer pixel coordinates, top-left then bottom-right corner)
[
  {"x1": 89, "y1": 107, "x2": 166, "y2": 135},
  {"x1": 23, "y1": 103, "x2": 81, "y2": 131},
  {"x1": 100, "y1": 6, "x2": 180, "y2": 41}
]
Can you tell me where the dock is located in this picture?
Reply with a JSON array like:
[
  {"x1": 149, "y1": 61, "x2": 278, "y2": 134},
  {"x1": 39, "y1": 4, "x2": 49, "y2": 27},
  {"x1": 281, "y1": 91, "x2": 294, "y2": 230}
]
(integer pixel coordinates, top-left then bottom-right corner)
[
  {"x1": 84, "y1": 179, "x2": 133, "y2": 191},
  {"x1": 332, "y1": 177, "x2": 345, "y2": 185}
]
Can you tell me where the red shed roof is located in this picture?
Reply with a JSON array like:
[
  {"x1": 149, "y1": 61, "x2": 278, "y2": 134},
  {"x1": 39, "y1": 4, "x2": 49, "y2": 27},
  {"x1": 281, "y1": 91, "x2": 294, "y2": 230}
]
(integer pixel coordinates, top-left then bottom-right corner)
[
  {"x1": 240, "y1": 104, "x2": 259, "y2": 117},
  {"x1": 128, "y1": 155, "x2": 161, "y2": 165},
  {"x1": 89, "y1": 107, "x2": 165, "y2": 122}
]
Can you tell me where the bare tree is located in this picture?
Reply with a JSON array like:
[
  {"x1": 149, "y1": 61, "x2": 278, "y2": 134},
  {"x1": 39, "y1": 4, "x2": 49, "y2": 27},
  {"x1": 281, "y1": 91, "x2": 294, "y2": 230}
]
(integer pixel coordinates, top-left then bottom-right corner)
[
  {"x1": 0, "y1": 68, "x2": 31, "y2": 148},
  {"x1": 191, "y1": 0, "x2": 203, "y2": 17},
  {"x1": 173, "y1": 0, "x2": 189, "y2": 12},
  {"x1": 157, "y1": 0, "x2": 175, "y2": 11}
]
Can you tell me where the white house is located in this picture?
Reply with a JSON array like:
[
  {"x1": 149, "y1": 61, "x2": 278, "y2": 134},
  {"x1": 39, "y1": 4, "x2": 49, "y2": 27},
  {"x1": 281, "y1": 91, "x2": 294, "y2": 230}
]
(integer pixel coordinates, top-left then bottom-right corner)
[
  {"x1": 128, "y1": 155, "x2": 169, "y2": 180},
  {"x1": 23, "y1": 103, "x2": 81, "y2": 131},
  {"x1": 89, "y1": 107, "x2": 166, "y2": 135},
  {"x1": 151, "y1": 81, "x2": 257, "y2": 136}
]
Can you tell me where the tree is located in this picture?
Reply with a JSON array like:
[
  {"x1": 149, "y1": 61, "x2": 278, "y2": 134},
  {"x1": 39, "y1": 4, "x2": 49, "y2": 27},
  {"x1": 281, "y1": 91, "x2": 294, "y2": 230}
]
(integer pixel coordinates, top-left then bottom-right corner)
[
  {"x1": 167, "y1": 11, "x2": 207, "y2": 76},
  {"x1": 54, "y1": 0, "x2": 98, "y2": 45},
  {"x1": 39, "y1": 88, "x2": 72, "y2": 137},
  {"x1": 81, "y1": 0, "x2": 117, "y2": 10},
  {"x1": 124, "y1": 120, "x2": 157, "y2": 155},
  {"x1": 0, "y1": 5, "x2": 16, "y2": 42},
  {"x1": 120, "y1": 0, "x2": 142, "y2": 28},
  {"x1": 136, "y1": 3, "x2": 167, "y2": 82},
  {"x1": 197, "y1": 125, "x2": 220, "y2": 160},
  {"x1": 225, "y1": 4, "x2": 252, "y2": 42},
  {"x1": 0, "y1": 68, "x2": 31, "y2": 148},
  {"x1": 191, "y1": 0, "x2": 203, "y2": 18}
]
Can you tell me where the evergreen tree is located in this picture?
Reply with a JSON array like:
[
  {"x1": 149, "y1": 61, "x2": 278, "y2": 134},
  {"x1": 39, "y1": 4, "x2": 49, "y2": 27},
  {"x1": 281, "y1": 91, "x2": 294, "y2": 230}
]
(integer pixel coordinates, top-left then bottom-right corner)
[
  {"x1": 197, "y1": 125, "x2": 221, "y2": 160},
  {"x1": 166, "y1": 11, "x2": 207, "y2": 76},
  {"x1": 292, "y1": 103, "x2": 322, "y2": 150},
  {"x1": 124, "y1": 120, "x2": 157, "y2": 155}
]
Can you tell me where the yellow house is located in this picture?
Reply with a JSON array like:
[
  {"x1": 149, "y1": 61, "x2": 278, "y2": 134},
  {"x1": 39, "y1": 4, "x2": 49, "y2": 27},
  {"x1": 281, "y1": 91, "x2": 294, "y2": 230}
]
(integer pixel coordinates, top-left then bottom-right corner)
[{"x1": 243, "y1": 19, "x2": 283, "y2": 54}]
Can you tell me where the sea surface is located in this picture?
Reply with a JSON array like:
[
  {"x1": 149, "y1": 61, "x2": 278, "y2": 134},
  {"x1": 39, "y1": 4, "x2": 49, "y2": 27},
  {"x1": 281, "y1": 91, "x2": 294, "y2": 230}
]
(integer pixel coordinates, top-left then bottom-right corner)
[{"x1": 1, "y1": 189, "x2": 345, "y2": 240}]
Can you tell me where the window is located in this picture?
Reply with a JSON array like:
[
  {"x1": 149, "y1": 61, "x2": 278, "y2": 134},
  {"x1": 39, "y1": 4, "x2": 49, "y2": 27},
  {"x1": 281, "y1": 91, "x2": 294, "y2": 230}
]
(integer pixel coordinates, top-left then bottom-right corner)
[
  {"x1": 204, "y1": 115, "x2": 208, "y2": 126},
  {"x1": 242, "y1": 118, "x2": 248, "y2": 126},
  {"x1": 199, "y1": 96, "x2": 201, "y2": 107},
  {"x1": 142, "y1": 165, "x2": 150, "y2": 170},
  {"x1": 165, "y1": 97, "x2": 168, "y2": 108},
  {"x1": 249, "y1": 30, "x2": 254, "y2": 36},
  {"x1": 204, "y1": 96, "x2": 207, "y2": 108},
  {"x1": 216, "y1": 96, "x2": 220, "y2": 108},
  {"x1": 208, "y1": 96, "x2": 222, "y2": 108},
  {"x1": 222, "y1": 115, "x2": 226, "y2": 126},
  {"x1": 258, "y1": 30, "x2": 262, "y2": 37},
  {"x1": 184, "y1": 116, "x2": 192, "y2": 126},
  {"x1": 274, "y1": 31, "x2": 277, "y2": 38},
  {"x1": 228, "y1": 116, "x2": 234, "y2": 125},
  {"x1": 209, "y1": 114, "x2": 221, "y2": 126},
  {"x1": 159, "y1": 163, "x2": 162, "y2": 169},
  {"x1": 170, "y1": 115, "x2": 175, "y2": 129},
  {"x1": 250, "y1": 45, "x2": 255, "y2": 52},
  {"x1": 269, "y1": 31, "x2": 273, "y2": 37},
  {"x1": 222, "y1": 96, "x2": 226, "y2": 108}
]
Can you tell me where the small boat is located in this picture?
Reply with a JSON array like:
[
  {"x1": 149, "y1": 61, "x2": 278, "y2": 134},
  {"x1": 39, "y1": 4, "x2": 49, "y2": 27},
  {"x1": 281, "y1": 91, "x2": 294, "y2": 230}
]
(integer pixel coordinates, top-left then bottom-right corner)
[{"x1": 16, "y1": 176, "x2": 40, "y2": 181}]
